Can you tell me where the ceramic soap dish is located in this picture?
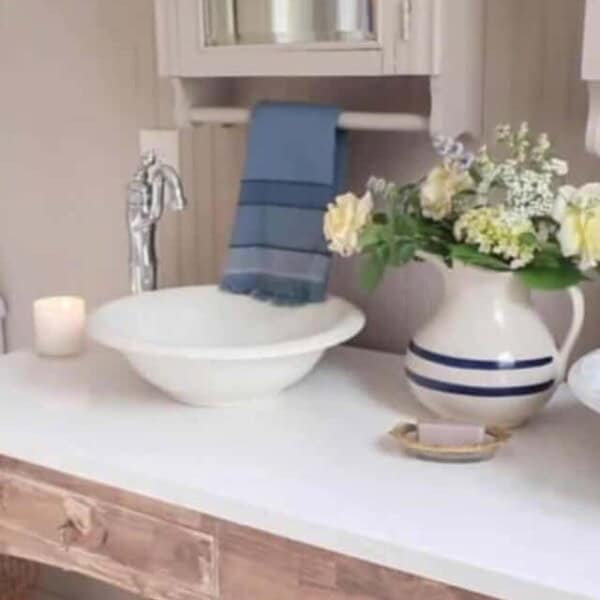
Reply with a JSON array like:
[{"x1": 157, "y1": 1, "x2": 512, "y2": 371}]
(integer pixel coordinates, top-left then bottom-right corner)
[{"x1": 389, "y1": 423, "x2": 511, "y2": 462}]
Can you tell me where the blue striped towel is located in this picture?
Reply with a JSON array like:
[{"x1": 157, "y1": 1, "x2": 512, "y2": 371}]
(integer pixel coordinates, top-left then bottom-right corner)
[{"x1": 220, "y1": 101, "x2": 347, "y2": 304}]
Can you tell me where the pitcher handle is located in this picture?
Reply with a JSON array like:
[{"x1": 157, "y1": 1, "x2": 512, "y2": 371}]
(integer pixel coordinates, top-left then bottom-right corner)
[{"x1": 556, "y1": 286, "x2": 585, "y2": 380}]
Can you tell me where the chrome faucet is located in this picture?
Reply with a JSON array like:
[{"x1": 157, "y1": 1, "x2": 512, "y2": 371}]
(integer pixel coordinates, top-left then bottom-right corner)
[{"x1": 126, "y1": 151, "x2": 187, "y2": 293}]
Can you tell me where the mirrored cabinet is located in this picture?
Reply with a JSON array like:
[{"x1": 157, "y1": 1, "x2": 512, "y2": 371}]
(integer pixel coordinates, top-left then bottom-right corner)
[
  {"x1": 154, "y1": 0, "x2": 487, "y2": 139},
  {"x1": 154, "y1": 0, "x2": 481, "y2": 77},
  {"x1": 157, "y1": 0, "x2": 389, "y2": 77},
  {"x1": 204, "y1": 0, "x2": 376, "y2": 47}
]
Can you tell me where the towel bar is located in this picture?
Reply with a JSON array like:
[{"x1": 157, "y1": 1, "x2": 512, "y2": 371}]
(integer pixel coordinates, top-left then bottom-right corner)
[{"x1": 188, "y1": 107, "x2": 430, "y2": 132}]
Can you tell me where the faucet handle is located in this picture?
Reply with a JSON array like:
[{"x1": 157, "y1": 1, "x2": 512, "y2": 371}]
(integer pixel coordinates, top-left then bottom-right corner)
[
  {"x1": 130, "y1": 151, "x2": 158, "y2": 186},
  {"x1": 140, "y1": 150, "x2": 158, "y2": 170},
  {"x1": 127, "y1": 152, "x2": 156, "y2": 215}
]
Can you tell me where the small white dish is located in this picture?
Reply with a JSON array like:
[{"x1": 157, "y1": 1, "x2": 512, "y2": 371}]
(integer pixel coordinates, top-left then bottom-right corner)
[
  {"x1": 568, "y1": 350, "x2": 600, "y2": 414},
  {"x1": 389, "y1": 423, "x2": 510, "y2": 462}
]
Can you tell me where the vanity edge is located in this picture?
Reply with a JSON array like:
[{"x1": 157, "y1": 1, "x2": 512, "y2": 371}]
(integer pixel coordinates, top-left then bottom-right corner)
[{"x1": 0, "y1": 455, "x2": 490, "y2": 600}]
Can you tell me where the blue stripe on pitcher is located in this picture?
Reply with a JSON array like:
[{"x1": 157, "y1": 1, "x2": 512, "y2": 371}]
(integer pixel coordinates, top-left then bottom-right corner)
[
  {"x1": 408, "y1": 340, "x2": 553, "y2": 371},
  {"x1": 405, "y1": 368, "x2": 555, "y2": 397}
]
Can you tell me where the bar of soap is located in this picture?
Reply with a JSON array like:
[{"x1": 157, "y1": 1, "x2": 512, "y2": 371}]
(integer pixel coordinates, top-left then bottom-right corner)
[{"x1": 417, "y1": 422, "x2": 485, "y2": 446}]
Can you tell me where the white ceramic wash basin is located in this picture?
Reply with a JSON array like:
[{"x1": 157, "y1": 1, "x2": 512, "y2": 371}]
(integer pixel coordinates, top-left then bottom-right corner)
[{"x1": 87, "y1": 285, "x2": 365, "y2": 406}]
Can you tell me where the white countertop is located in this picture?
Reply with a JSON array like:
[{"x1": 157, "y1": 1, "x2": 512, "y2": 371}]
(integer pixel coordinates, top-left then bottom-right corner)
[{"x1": 0, "y1": 346, "x2": 598, "y2": 600}]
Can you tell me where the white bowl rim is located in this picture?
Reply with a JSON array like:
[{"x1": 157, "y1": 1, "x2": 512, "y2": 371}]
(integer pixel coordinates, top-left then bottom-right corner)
[
  {"x1": 87, "y1": 285, "x2": 366, "y2": 361},
  {"x1": 568, "y1": 350, "x2": 600, "y2": 413}
]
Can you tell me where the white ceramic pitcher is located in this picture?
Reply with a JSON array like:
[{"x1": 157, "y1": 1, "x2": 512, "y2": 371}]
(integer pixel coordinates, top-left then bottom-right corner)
[{"x1": 405, "y1": 260, "x2": 585, "y2": 427}]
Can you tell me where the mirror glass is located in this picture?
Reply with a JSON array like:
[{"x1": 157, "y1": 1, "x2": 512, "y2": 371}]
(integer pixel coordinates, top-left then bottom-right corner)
[{"x1": 205, "y1": 0, "x2": 376, "y2": 46}]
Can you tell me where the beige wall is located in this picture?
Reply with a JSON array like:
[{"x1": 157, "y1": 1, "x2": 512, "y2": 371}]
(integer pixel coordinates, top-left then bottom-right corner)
[
  {"x1": 483, "y1": 0, "x2": 600, "y2": 360},
  {"x1": 0, "y1": 0, "x2": 173, "y2": 350},
  {"x1": 2, "y1": 1, "x2": 600, "y2": 599}
]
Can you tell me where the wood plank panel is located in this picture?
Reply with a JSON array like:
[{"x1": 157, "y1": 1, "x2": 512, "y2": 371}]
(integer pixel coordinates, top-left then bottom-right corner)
[
  {"x1": 0, "y1": 473, "x2": 218, "y2": 600},
  {"x1": 0, "y1": 456, "x2": 492, "y2": 600},
  {"x1": 219, "y1": 520, "x2": 491, "y2": 600}
]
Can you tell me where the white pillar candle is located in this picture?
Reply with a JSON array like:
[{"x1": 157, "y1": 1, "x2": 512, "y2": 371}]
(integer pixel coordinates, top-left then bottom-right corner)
[{"x1": 33, "y1": 296, "x2": 86, "y2": 357}]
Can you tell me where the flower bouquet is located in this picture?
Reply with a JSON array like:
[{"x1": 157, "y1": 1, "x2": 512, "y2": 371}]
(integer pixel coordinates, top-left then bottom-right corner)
[
  {"x1": 324, "y1": 123, "x2": 590, "y2": 427},
  {"x1": 324, "y1": 123, "x2": 599, "y2": 291}
]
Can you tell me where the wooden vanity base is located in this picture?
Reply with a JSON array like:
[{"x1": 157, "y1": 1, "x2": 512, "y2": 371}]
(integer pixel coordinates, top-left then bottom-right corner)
[{"x1": 0, "y1": 456, "x2": 490, "y2": 600}]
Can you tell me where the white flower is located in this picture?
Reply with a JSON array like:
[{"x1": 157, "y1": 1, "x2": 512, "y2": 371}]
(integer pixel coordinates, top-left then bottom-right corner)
[
  {"x1": 420, "y1": 163, "x2": 473, "y2": 221},
  {"x1": 495, "y1": 124, "x2": 512, "y2": 141},
  {"x1": 472, "y1": 129, "x2": 567, "y2": 219},
  {"x1": 535, "y1": 219, "x2": 556, "y2": 243},
  {"x1": 432, "y1": 136, "x2": 475, "y2": 171},
  {"x1": 517, "y1": 121, "x2": 530, "y2": 140},
  {"x1": 323, "y1": 192, "x2": 373, "y2": 257},
  {"x1": 554, "y1": 184, "x2": 600, "y2": 270},
  {"x1": 532, "y1": 133, "x2": 551, "y2": 162},
  {"x1": 454, "y1": 206, "x2": 536, "y2": 269},
  {"x1": 432, "y1": 135, "x2": 456, "y2": 158},
  {"x1": 497, "y1": 165, "x2": 556, "y2": 218},
  {"x1": 366, "y1": 176, "x2": 396, "y2": 204},
  {"x1": 366, "y1": 176, "x2": 387, "y2": 198},
  {"x1": 548, "y1": 158, "x2": 569, "y2": 176}
]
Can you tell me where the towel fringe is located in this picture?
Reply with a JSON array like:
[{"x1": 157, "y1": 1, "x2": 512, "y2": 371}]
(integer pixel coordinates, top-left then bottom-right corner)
[{"x1": 220, "y1": 274, "x2": 327, "y2": 306}]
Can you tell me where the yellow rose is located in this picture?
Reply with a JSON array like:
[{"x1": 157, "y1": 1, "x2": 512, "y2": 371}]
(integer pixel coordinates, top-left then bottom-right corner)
[
  {"x1": 554, "y1": 184, "x2": 600, "y2": 270},
  {"x1": 323, "y1": 192, "x2": 373, "y2": 257},
  {"x1": 420, "y1": 163, "x2": 473, "y2": 221}
]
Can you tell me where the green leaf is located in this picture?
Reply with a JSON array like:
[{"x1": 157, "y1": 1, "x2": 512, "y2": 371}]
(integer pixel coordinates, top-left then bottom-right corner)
[
  {"x1": 375, "y1": 243, "x2": 390, "y2": 263},
  {"x1": 393, "y1": 214, "x2": 419, "y2": 236},
  {"x1": 530, "y1": 251, "x2": 561, "y2": 269},
  {"x1": 517, "y1": 265, "x2": 586, "y2": 290},
  {"x1": 527, "y1": 242, "x2": 564, "y2": 269},
  {"x1": 415, "y1": 218, "x2": 454, "y2": 241},
  {"x1": 359, "y1": 224, "x2": 385, "y2": 249},
  {"x1": 360, "y1": 254, "x2": 386, "y2": 291},
  {"x1": 468, "y1": 166, "x2": 483, "y2": 185},
  {"x1": 519, "y1": 232, "x2": 538, "y2": 247},
  {"x1": 420, "y1": 239, "x2": 451, "y2": 259},
  {"x1": 404, "y1": 191, "x2": 422, "y2": 214},
  {"x1": 450, "y1": 244, "x2": 511, "y2": 271},
  {"x1": 372, "y1": 213, "x2": 388, "y2": 225},
  {"x1": 390, "y1": 242, "x2": 418, "y2": 266},
  {"x1": 539, "y1": 241, "x2": 563, "y2": 257}
]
